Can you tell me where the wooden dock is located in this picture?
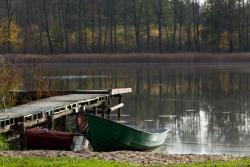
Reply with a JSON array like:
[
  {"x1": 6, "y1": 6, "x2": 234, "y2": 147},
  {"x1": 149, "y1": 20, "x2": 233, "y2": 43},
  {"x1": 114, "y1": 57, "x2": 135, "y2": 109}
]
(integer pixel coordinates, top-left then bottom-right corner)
[{"x1": 0, "y1": 88, "x2": 132, "y2": 134}]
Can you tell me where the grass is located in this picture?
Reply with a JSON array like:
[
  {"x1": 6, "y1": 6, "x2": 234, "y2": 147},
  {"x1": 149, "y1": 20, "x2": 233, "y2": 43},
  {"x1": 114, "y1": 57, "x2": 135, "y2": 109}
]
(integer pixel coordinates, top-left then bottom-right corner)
[
  {"x1": 0, "y1": 156, "x2": 250, "y2": 167},
  {"x1": 174, "y1": 158, "x2": 250, "y2": 167},
  {"x1": 0, "y1": 157, "x2": 138, "y2": 167},
  {"x1": 0, "y1": 136, "x2": 9, "y2": 150}
]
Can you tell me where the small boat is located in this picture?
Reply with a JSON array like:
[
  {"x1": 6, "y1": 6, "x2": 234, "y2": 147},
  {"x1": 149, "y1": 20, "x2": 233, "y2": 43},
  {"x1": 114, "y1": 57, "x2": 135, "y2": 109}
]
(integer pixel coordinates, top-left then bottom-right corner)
[
  {"x1": 86, "y1": 114, "x2": 168, "y2": 152},
  {"x1": 25, "y1": 128, "x2": 75, "y2": 150}
]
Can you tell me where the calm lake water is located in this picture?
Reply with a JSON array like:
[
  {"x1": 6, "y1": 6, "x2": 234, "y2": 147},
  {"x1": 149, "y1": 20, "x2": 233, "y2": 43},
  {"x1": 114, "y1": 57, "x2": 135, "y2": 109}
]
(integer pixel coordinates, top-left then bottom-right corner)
[{"x1": 18, "y1": 63, "x2": 250, "y2": 155}]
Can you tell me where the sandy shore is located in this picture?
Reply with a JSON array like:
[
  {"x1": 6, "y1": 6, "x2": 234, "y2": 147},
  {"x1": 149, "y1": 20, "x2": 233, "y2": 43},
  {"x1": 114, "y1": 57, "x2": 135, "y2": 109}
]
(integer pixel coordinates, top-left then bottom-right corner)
[{"x1": 0, "y1": 151, "x2": 241, "y2": 165}]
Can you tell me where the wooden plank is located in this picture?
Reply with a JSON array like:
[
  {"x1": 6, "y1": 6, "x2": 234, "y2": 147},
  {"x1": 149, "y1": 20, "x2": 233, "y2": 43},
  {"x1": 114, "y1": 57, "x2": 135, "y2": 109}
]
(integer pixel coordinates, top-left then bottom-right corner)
[
  {"x1": 53, "y1": 109, "x2": 74, "y2": 119},
  {"x1": 109, "y1": 103, "x2": 124, "y2": 112},
  {"x1": 11, "y1": 88, "x2": 132, "y2": 96},
  {"x1": 110, "y1": 88, "x2": 132, "y2": 95}
]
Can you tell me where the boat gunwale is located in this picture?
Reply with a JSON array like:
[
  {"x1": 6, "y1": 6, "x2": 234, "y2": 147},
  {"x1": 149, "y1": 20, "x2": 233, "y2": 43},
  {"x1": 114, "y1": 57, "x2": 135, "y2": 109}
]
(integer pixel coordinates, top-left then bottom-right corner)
[{"x1": 87, "y1": 114, "x2": 168, "y2": 135}]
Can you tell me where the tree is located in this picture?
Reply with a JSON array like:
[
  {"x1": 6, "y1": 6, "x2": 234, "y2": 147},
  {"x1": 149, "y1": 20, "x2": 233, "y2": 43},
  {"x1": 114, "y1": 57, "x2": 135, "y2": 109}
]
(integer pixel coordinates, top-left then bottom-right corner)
[
  {"x1": 0, "y1": 0, "x2": 249, "y2": 53},
  {"x1": 203, "y1": 0, "x2": 226, "y2": 51}
]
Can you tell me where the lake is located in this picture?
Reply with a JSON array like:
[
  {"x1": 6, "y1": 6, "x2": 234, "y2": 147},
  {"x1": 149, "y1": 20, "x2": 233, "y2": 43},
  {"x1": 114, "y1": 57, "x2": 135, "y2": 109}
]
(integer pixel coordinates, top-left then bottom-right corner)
[{"x1": 19, "y1": 63, "x2": 250, "y2": 155}]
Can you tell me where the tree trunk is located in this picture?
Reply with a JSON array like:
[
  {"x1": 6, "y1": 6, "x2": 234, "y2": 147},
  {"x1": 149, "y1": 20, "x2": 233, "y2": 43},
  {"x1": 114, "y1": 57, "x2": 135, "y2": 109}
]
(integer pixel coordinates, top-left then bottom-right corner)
[
  {"x1": 246, "y1": 19, "x2": 249, "y2": 51},
  {"x1": 78, "y1": 0, "x2": 83, "y2": 52},
  {"x1": 123, "y1": 0, "x2": 128, "y2": 43},
  {"x1": 110, "y1": 0, "x2": 113, "y2": 51},
  {"x1": 133, "y1": 0, "x2": 143, "y2": 51},
  {"x1": 154, "y1": 0, "x2": 163, "y2": 52},
  {"x1": 97, "y1": 0, "x2": 102, "y2": 51},
  {"x1": 63, "y1": 0, "x2": 69, "y2": 53},
  {"x1": 23, "y1": 0, "x2": 29, "y2": 53},
  {"x1": 42, "y1": 0, "x2": 53, "y2": 53},
  {"x1": 82, "y1": 0, "x2": 87, "y2": 51},
  {"x1": 238, "y1": 0, "x2": 242, "y2": 51},
  {"x1": 114, "y1": 0, "x2": 117, "y2": 51},
  {"x1": 179, "y1": 0, "x2": 183, "y2": 50},
  {"x1": 192, "y1": 0, "x2": 200, "y2": 51},
  {"x1": 145, "y1": 0, "x2": 150, "y2": 50},
  {"x1": 173, "y1": 0, "x2": 177, "y2": 51},
  {"x1": 91, "y1": 0, "x2": 95, "y2": 50}
]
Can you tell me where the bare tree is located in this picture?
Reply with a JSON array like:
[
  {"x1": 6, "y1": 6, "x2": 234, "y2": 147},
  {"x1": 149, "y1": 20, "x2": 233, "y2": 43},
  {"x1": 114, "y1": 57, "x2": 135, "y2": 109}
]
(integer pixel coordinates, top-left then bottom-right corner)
[{"x1": 42, "y1": 0, "x2": 53, "y2": 53}]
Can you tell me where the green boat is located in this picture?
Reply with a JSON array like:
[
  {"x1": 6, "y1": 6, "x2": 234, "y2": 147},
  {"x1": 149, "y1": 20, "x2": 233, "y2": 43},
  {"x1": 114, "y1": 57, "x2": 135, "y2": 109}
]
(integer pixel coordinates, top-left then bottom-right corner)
[{"x1": 86, "y1": 114, "x2": 168, "y2": 152}]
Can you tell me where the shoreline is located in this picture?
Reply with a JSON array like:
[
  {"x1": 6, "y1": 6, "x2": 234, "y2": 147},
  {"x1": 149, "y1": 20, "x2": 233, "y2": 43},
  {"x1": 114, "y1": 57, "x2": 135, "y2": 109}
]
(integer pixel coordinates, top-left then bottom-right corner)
[
  {"x1": 3, "y1": 53, "x2": 250, "y2": 64},
  {"x1": 0, "y1": 150, "x2": 241, "y2": 165}
]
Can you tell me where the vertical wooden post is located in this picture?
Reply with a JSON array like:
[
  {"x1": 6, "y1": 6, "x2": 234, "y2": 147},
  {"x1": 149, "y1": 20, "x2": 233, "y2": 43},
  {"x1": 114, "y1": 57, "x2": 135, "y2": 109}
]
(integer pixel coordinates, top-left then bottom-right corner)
[
  {"x1": 19, "y1": 123, "x2": 25, "y2": 150},
  {"x1": 94, "y1": 107, "x2": 97, "y2": 115},
  {"x1": 118, "y1": 95, "x2": 122, "y2": 120},
  {"x1": 107, "y1": 97, "x2": 111, "y2": 119},
  {"x1": 47, "y1": 115, "x2": 54, "y2": 130},
  {"x1": 101, "y1": 103, "x2": 105, "y2": 118},
  {"x1": 60, "y1": 115, "x2": 67, "y2": 131}
]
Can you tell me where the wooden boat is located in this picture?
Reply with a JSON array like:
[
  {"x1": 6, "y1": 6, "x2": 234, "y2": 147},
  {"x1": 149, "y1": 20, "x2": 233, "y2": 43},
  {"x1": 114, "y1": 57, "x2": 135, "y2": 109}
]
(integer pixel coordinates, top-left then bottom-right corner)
[
  {"x1": 25, "y1": 128, "x2": 75, "y2": 150},
  {"x1": 86, "y1": 114, "x2": 168, "y2": 152}
]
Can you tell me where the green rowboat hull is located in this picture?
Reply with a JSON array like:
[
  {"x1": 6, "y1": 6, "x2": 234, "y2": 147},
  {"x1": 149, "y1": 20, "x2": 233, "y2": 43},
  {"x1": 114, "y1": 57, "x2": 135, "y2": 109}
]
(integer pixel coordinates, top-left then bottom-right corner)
[{"x1": 87, "y1": 114, "x2": 168, "y2": 152}]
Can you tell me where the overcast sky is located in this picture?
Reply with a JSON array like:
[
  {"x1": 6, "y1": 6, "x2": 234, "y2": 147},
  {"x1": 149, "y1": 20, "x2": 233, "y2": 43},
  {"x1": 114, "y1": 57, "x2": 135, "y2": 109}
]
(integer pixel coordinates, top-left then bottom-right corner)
[{"x1": 200, "y1": 0, "x2": 205, "y2": 4}]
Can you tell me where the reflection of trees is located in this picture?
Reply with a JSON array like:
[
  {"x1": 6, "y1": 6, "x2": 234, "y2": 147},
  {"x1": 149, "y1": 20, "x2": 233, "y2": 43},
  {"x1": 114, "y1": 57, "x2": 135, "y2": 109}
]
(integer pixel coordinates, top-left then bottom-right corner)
[{"x1": 201, "y1": 73, "x2": 250, "y2": 146}]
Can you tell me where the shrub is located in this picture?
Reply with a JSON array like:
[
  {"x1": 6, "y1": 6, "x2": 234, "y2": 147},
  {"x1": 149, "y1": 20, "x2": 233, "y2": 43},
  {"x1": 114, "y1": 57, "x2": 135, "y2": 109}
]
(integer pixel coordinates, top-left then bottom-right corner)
[{"x1": 0, "y1": 135, "x2": 9, "y2": 150}]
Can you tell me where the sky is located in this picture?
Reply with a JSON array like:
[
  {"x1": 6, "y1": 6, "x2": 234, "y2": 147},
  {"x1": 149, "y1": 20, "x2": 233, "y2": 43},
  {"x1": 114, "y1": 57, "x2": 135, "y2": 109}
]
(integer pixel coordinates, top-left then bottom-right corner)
[{"x1": 200, "y1": 0, "x2": 205, "y2": 4}]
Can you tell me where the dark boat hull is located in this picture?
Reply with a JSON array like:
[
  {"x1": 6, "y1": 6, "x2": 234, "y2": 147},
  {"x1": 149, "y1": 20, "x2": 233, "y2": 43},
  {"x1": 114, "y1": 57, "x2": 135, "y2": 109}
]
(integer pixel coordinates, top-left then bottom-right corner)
[
  {"x1": 87, "y1": 114, "x2": 168, "y2": 152},
  {"x1": 25, "y1": 128, "x2": 74, "y2": 150}
]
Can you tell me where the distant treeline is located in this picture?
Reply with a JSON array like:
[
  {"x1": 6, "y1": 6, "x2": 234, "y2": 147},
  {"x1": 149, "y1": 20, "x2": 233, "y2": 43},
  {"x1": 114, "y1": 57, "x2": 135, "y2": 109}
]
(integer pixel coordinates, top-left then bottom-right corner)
[{"x1": 0, "y1": 0, "x2": 249, "y2": 53}]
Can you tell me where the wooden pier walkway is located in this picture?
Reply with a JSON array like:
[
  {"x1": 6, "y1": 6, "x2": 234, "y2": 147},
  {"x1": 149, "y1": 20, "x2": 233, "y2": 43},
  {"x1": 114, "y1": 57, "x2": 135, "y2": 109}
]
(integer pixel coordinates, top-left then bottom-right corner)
[{"x1": 0, "y1": 88, "x2": 132, "y2": 134}]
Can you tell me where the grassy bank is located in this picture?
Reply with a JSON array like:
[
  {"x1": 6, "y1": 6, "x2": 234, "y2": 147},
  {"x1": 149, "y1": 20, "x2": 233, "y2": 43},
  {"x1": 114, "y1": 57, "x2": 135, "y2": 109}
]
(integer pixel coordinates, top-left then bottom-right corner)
[
  {"x1": 0, "y1": 157, "x2": 136, "y2": 167},
  {"x1": 3, "y1": 52, "x2": 250, "y2": 64},
  {"x1": 0, "y1": 156, "x2": 249, "y2": 167},
  {"x1": 176, "y1": 158, "x2": 250, "y2": 167}
]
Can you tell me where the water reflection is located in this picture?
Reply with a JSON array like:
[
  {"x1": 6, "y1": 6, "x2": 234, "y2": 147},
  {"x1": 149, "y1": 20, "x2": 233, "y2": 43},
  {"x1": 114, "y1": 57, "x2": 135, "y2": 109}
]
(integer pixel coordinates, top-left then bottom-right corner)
[
  {"x1": 19, "y1": 63, "x2": 250, "y2": 155},
  {"x1": 46, "y1": 75, "x2": 108, "y2": 79}
]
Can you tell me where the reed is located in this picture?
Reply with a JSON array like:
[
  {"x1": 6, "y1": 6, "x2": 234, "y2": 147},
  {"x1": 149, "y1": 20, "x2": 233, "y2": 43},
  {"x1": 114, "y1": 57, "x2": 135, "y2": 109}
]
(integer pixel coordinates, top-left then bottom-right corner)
[
  {"x1": 0, "y1": 56, "x2": 21, "y2": 109},
  {"x1": 30, "y1": 63, "x2": 51, "y2": 99}
]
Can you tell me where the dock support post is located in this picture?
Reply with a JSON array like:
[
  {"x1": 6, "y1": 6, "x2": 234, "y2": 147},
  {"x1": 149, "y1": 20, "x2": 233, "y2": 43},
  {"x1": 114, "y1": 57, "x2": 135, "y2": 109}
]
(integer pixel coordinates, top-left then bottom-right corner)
[
  {"x1": 94, "y1": 107, "x2": 97, "y2": 115},
  {"x1": 118, "y1": 95, "x2": 122, "y2": 120},
  {"x1": 101, "y1": 101, "x2": 107, "y2": 118},
  {"x1": 107, "y1": 98, "x2": 111, "y2": 120},
  {"x1": 60, "y1": 115, "x2": 67, "y2": 131},
  {"x1": 13, "y1": 121, "x2": 26, "y2": 150},
  {"x1": 101, "y1": 106, "x2": 105, "y2": 118},
  {"x1": 47, "y1": 115, "x2": 54, "y2": 130},
  {"x1": 20, "y1": 123, "x2": 25, "y2": 150}
]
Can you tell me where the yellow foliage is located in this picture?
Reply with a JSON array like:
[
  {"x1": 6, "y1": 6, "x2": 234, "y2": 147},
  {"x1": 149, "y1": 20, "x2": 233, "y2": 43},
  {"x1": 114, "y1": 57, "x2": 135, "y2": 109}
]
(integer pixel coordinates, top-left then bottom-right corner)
[
  {"x1": 150, "y1": 27, "x2": 159, "y2": 38},
  {"x1": 0, "y1": 20, "x2": 21, "y2": 47},
  {"x1": 219, "y1": 31, "x2": 229, "y2": 50}
]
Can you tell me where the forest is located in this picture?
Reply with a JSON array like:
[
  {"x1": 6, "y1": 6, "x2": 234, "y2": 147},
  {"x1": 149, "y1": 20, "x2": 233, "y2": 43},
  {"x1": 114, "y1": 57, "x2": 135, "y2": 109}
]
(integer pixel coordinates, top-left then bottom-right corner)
[{"x1": 0, "y1": 0, "x2": 249, "y2": 53}]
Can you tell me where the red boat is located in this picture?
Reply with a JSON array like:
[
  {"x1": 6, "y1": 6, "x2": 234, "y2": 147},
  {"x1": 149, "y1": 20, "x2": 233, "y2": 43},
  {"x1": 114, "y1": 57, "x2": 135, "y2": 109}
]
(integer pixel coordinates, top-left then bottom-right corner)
[{"x1": 25, "y1": 128, "x2": 75, "y2": 150}]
